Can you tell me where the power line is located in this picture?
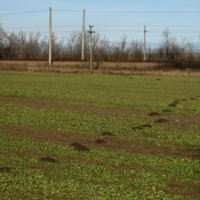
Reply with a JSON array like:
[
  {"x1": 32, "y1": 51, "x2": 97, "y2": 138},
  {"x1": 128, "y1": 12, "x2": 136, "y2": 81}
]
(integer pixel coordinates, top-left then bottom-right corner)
[
  {"x1": 3, "y1": 25, "x2": 200, "y2": 29},
  {"x1": 5, "y1": 30, "x2": 200, "y2": 34},
  {"x1": 53, "y1": 10, "x2": 82, "y2": 12},
  {"x1": 1, "y1": 9, "x2": 200, "y2": 16},
  {"x1": 53, "y1": 9, "x2": 200, "y2": 14},
  {"x1": 0, "y1": 10, "x2": 48, "y2": 15}
]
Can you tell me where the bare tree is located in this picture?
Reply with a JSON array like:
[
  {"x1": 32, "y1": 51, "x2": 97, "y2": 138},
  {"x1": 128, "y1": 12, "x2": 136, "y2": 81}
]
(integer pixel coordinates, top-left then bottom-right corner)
[
  {"x1": 0, "y1": 22, "x2": 6, "y2": 58},
  {"x1": 129, "y1": 38, "x2": 143, "y2": 60}
]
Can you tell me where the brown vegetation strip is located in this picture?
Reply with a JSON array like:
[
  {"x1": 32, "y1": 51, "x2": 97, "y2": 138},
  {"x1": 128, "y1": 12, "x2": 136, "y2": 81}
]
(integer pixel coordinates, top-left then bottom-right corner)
[
  {"x1": 1, "y1": 64, "x2": 200, "y2": 77},
  {"x1": 0, "y1": 97, "x2": 146, "y2": 116},
  {"x1": 1, "y1": 125, "x2": 200, "y2": 160}
]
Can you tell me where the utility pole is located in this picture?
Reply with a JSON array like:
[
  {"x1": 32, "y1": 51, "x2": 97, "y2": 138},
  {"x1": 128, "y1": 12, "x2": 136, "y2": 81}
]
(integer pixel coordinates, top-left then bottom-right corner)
[
  {"x1": 88, "y1": 25, "x2": 95, "y2": 70},
  {"x1": 143, "y1": 25, "x2": 147, "y2": 61},
  {"x1": 49, "y1": 7, "x2": 52, "y2": 66},
  {"x1": 81, "y1": 9, "x2": 85, "y2": 60}
]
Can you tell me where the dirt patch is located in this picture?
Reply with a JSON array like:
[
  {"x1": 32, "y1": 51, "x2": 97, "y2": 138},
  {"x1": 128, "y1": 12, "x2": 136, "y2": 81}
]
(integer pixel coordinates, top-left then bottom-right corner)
[
  {"x1": 132, "y1": 127, "x2": 143, "y2": 130},
  {"x1": 155, "y1": 119, "x2": 168, "y2": 123},
  {"x1": 71, "y1": 142, "x2": 90, "y2": 151},
  {"x1": 40, "y1": 157, "x2": 58, "y2": 163},
  {"x1": 168, "y1": 100, "x2": 180, "y2": 107},
  {"x1": 181, "y1": 99, "x2": 187, "y2": 101},
  {"x1": 148, "y1": 112, "x2": 160, "y2": 116},
  {"x1": 141, "y1": 124, "x2": 152, "y2": 128},
  {"x1": 94, "y1": 139, "x2": 106, "y2": 144},
  {"x1": 101, "y1": 132, "x2": 115, "y2": 136},
  {"x1": 190, "y1": 98, "x2": 196, "y2": 100},
  {"x1": 162, "y1": 109, "x2": 171, "y2": 112},
  {"x1": 1, "y1": 124, "x2": 200, "y2": 160},
  {"x1": 0, "y1": 167, "x2": 11, "y2": 172},
  {"x1": 0, "y1": 96, "x2": 147, "y2": 117},
  {"x1": 183, "y1": 81, "x2": 187, "y2": 82}
]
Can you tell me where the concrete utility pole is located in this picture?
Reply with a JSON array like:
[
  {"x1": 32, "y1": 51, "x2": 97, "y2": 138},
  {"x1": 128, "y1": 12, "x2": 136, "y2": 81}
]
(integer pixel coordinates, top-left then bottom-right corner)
[
  {"x1": 88, "y1": 25, "x2": 95, "y2": 70},
  {"x1": 49, "y1": 7, "x2": 52, "y2": 66},
  {"x1": 81, "y1": 9, "x2": 85, "y2": 60},
  {"x1": 143, "y1": 25, "x2": 147, "y2": 61}
]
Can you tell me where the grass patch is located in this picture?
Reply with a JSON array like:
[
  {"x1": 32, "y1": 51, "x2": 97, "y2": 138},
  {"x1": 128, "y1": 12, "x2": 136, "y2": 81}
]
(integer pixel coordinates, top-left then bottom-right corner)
[{"x1": 0, "y1": 71, "x2": 200, "y2": 199}]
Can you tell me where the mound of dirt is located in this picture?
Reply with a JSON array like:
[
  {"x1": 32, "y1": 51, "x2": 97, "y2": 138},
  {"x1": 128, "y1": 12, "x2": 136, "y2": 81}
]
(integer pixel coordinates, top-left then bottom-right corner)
[
  {"x1": 190, "y1": 98, "x2": 196, "y2": 100},
  {"x1": 94, "y1": 139, "x2": 106, "y2": 144},
  {"x1": 70, "y1": 142, "x2": 90, "y2": 151},
  {"x1": 155, "y1": 119, "x2": 168, "y2": 123},
  {"x1": 162, "y1": 109, "x2": 171, "y2": 112},
  {"x1": 141, "y1": 124, "x2": 152, "y2": 128},
  {"x1": 148, "y1": 112, "x2": 160, "y2": 116},
  {"x1": 168, "y1": 100, "x2": 180, "y2": 107},
  {"x1": 101, "y1": 132, "x2": 115, "y2": 136},
  {"x1": 40, "y1": 157, "x2": 58, "y2": 162},
  {"x1": 132, "y1": 127, "x2": 142, "y2": 130},
  {"x1": 181, "y1": 99, "x2": 187, "y2": 101},
  {"x1": 0, "y1": 167, "x2": 11, "y2": 172}
]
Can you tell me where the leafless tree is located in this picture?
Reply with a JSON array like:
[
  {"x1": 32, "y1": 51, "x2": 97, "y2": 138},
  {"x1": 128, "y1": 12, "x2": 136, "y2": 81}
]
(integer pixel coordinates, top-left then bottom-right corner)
[{"x1": 129, "y1": 38, "x2": 143, "y2": 60}]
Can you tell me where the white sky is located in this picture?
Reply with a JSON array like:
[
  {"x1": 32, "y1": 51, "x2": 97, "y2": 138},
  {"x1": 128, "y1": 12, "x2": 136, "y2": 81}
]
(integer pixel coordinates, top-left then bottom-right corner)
[{"x1": 0, "y1": 0, "x2": 200, "y2": 48}]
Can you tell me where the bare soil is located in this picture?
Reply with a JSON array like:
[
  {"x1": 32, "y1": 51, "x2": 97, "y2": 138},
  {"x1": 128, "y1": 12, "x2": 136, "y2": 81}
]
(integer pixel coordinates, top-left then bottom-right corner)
[{"x1": 1, "y1": 124, "x2": 200, "y2": 160}]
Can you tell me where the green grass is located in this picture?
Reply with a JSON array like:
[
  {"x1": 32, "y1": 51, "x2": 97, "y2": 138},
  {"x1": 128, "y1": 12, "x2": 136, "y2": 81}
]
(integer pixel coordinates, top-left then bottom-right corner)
[{"x1": 0, "y1": 71, "x2": 200, "y2": 199}]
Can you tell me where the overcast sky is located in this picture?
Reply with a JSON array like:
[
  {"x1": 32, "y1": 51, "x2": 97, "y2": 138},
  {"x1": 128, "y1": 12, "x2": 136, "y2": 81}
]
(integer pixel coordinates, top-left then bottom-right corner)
[{"x1": 0, "y1": 0, "x2": 200, "y2": 48}]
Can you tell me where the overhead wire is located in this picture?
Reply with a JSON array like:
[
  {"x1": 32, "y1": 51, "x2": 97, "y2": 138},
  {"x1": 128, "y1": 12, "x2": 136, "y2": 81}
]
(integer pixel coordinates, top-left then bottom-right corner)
[
  {"x1": 53, "y1": 10, "x2": 200, "y2": 13},
  {"x1": 4, "y1": 30, "x2": 200, "y2": 34},
  {"x1": 3, "y1": 25, "x2": 200, "y2": 29},
  {"x1": 1, "y1": 10, "x2": 200, "y2": 15},
  {"x1": 0, "y1": 10, "x2": 48, "y2": 15}
]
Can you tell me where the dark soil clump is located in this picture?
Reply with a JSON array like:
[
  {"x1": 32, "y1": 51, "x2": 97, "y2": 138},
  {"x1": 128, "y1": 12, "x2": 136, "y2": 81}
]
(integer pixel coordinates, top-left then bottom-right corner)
[
  {"x1": 40, "y1": 157, "x2": 58, "y2": 163},
  {"x1": 162, "y1": 109, "x2": 171, "y2": 112},
  {"x1": 183, "y1": 81, "x2": 187, "y2": 82},
  {"x1": 168, "y1": 103, "x2": 177, "y2": 107},
  {"x1": 94, "y1": 139, "x2": 106, "y2": 144},
  {"x1": 155, "y1": 119, "x2": 168, "y2": 123},
  {"x1": 141, "y1": 124, "x2": 152, "y2": 128},
  {"x1": 70, "y1": 142, "x2": 90, "y2": 151},
  {"x1": 0, "y1": 167, "x2": 11, "y2": 172},
  {"x1": 190, "y1": 98, "x2": 196, "y2": 100},
  {"x1": 181, "y1": 99, "x2": 187, "y2": 101},
  {"x1": 101, "y1": 132, "x2": 114, "y2": 136},
  {"x1": 169, "y1": 100, "x2": 180, "y2": 107},
  {"x1": 148, "y1": 112, "x2": 160, "y2": 116},
  {"x1": 132, "y1": 127, "x2": 142, "y2": 130}
]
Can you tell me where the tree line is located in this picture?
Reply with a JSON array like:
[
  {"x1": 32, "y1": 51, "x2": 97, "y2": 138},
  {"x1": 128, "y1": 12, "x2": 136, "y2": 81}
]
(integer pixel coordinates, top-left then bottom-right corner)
[{"x1": 0, "y1": 23, "x2": 199, "y2": 69}]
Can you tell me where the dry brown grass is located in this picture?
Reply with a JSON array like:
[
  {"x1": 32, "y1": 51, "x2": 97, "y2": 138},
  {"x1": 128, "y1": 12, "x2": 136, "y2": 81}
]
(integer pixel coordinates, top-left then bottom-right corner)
[{"x1": 0, "y1": 61, "x2": 200, "y2": 77}]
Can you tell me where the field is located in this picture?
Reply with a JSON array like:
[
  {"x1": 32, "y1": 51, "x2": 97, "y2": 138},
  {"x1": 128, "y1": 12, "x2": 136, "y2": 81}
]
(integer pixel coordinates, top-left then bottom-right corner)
[{"x1": 0, "y1": 71, "x2": 200, "y2": 199}]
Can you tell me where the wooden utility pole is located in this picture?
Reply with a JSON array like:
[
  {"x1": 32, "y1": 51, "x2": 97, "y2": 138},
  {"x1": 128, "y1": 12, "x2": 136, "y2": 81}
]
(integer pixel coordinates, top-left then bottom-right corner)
[
  {"x1": 143, "y1": 25, "x2": 147, "y2": 61},
  {"x1": 49, "y1": 7, "x2": 52, "y2": 66},
  {"x1": 88, "y1": 25, "x2": 95, "y2": 70},
  {"x1": 81, "y1": 9, "x2": 85, "y2": 60}
]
